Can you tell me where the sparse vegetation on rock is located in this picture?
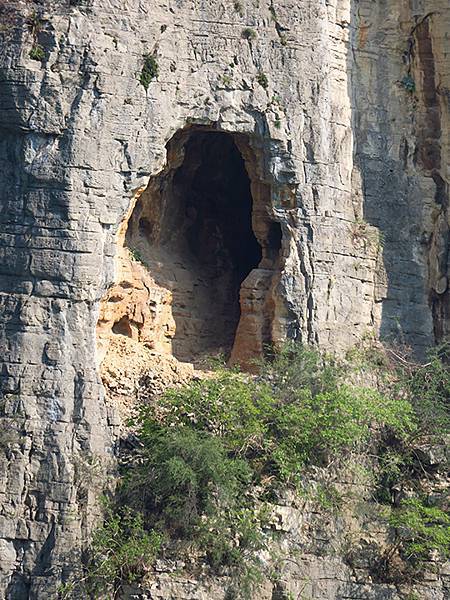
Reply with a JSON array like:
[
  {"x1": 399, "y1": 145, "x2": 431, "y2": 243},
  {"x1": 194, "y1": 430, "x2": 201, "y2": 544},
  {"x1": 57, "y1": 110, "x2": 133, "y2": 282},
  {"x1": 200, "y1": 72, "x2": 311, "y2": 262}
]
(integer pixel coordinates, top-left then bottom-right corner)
[
  {"x1": 242, "y1": 27, "x2": 256, "y2": 40},
  {"x1": 29, "y1": 43, "x2": 44, "y2": 60},
  {"x1": 256, "y1": 72, "x2": 268, "y2": 89},
  {"x1": 140, "y1": 53, "x2": 159, "y2": 90}
]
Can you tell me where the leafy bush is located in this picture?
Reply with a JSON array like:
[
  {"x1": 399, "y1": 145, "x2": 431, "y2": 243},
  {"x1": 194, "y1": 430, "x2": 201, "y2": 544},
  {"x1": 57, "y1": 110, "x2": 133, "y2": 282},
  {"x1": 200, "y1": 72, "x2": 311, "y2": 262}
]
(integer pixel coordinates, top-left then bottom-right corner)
[
  {"x1": 156, "y1": 368, "x2": 274, "y2": 459},
  {"x1": 88, "y1": 508, "x2": 162, "y2": 593},
  {"x1": 122, "y1": 423, "x2": 252, "y2": 535},
  {"x1": 268, "y1": 385, "x2": 414, "y2": 479},
  {"x1": 140, "y1": 53, "x2": 158, "y2": 90},
  {"x1": 154, "y1": 345, "x2": 415, "y2": 484},
  {"x1": 120, "y1": 419, "x2": 267, "y2": 597},
  {"x1": 197, "y1": 505, "x2": 268, "y2": 573},
  {"x1": 80, "y1": 507, "x2": 162, "y2": 598},
  {"x1": 398, "y1": 343, "x2": 450, "y2": 436},
  {"x1": 389, "y1": 498, "x2": 450, "y2": 563}
]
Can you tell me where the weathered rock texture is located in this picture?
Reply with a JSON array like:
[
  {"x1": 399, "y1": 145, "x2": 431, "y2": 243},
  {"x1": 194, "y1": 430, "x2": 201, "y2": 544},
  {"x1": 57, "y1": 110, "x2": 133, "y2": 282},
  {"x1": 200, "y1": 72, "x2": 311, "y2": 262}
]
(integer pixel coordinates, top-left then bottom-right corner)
[{"x1": 0, "y1": 0, "x2": 448, "y2": 597}]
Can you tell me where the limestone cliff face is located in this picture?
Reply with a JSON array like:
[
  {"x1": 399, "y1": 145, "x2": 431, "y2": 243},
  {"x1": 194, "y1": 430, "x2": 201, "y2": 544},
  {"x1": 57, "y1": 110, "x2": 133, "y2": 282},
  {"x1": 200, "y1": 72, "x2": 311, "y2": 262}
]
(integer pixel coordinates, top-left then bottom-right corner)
[
  {"x1": 0, "y1": 0, "x2": 448, "y2": 598},
  {"x1": 351, "y1": 0, "x2": 450, "y2": 351}
]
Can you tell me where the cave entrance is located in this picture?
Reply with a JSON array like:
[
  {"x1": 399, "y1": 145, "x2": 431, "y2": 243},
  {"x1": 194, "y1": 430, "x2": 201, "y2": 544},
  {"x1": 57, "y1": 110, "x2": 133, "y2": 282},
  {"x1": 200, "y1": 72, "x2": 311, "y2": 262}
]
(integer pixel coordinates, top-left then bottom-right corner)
[
  {"x1": 126, "y1": 129, "x2": 264, "y2": 362},
  {"x1": 94, "y1": 125, "x2": 285, "y2": 369}
]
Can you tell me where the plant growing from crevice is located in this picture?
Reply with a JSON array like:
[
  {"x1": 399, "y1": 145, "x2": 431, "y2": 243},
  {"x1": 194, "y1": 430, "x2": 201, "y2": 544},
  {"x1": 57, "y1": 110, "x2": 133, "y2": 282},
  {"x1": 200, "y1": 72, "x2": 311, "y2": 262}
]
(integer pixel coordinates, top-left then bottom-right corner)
[
  {"x1": 140, "y1": 53, "x2": 159, "y2": 90},
  {"x1": 90, "y1": 507, "x2": 162, "y2": 594},
  {"x1": 27, "y1": 9, "x2": 42, "y2": 37},
  {"x1": 242, "y1": 27, "x2": 256, "y2": 40},
  {"x1": 128, "y1": 247, "x2": 146, "y2": 265},
  {"x1": 233, "y1": 1, "x2": 244, "y2": 16},
  {"x1": 221, "y1": 73, "x2": 232, "y2": 87},
  {"x1": 369, "y1": 496, "x2": 450, "y2": 583},
  {"x1": 400, "y1": 13, "x2": 436, "y2": 98},
  {"x1": 256, "y1": 72, "x2": 268, "y2": 89},
  {"x1": 345, "y1": 341, "x2": 450, "y2": 582},
  {"x1": 60, "y1": 506, "x2": 163, "y2": 598},
  {"x1": 29, "y1": 44, "x2": 44, "y2": 61},
  {"x1": 401, "y1": 74, "x2": 415, "y2": 93},
  {"x1": 27, "y1": 9, "x2": 45, "y2": 61},
  {"x1": 267, "y1": 95, "x2": 284, "y2": 130},
  {"x1": 388, "y1": 498, "x2": 450, "y2": 564}
]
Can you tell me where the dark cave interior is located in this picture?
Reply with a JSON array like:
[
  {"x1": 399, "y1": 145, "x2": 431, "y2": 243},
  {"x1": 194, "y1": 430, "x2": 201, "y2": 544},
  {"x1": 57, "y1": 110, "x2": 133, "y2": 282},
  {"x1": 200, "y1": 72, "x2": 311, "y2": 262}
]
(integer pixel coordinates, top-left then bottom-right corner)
[{"x1": 125, "y1": 129, "x2": 265, "y2": 360}]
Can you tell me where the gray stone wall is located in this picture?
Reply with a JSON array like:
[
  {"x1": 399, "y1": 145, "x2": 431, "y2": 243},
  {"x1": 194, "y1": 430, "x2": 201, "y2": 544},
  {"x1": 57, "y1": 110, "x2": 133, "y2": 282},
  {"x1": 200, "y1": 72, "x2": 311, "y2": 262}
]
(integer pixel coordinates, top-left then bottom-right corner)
[{"x1": 350, "y1": 0, "x2": 449, "y2": 353}]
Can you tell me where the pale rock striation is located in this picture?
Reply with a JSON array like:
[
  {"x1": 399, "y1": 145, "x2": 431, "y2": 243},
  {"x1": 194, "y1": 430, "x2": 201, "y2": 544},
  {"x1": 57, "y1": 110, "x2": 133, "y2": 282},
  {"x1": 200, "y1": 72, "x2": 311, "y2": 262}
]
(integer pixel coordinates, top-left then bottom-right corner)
[{"x1": 0, "y1": 0, "x2": 448, "y2": 597}]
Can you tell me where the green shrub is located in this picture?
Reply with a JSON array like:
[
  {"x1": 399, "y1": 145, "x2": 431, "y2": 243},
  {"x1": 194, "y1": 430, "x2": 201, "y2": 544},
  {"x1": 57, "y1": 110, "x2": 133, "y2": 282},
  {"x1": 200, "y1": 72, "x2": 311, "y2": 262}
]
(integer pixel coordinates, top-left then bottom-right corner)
[
  {"x1": 120, "y1": 420, "x2": 267, "y2": 595},
  {"x1": 86, "y1": 507, "x2": 162, "y2": 597},
  {"x1": 29, "y1": 44, "x2": 44, "y2": 61},
  {"x1": 142, "y1": 344, "x2": 415, "y2": 484},
  {"x1": 242, "y1": 28, "x2": 256, "y2": 40},
  {"x1": 89, "y1": 508, "x2": 162, "y2": 591},
  {"x1": 268, "y1": 384, "x2": 414, "y2": 480},
  {"x1": 197, "y1": 506, "x2": 268, "y2": 572},
  {"x1": 128, "y1": 247, "x2": 146, "y2": 264},
  {"x1": 401, "y1": 74, "x2": 415, "y2": 93},
  {"x1": 398, "y1": 343, "x2": 450, "y2": 436},
  {"x1": 123, "y1": 423, "x2": 252, "y2": 535},
  {"x1": 222, "y1": 73, "x2": 232, "y2": 87},
  {"x1": 389, "y1": 498, "x2": 450, "y2": 563},
  {"x1": 140, "y1": 53, "x2": 158, "y2": 90},
  {"x1": 156, "y1": 368, "x2": 274, "y2": 458},
  {"x1": 274, "y1": 345, "x2": 414, "y2": 467},
  {"x1": 256, "y1": 72, "x2": 268, "y2": 89}
]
